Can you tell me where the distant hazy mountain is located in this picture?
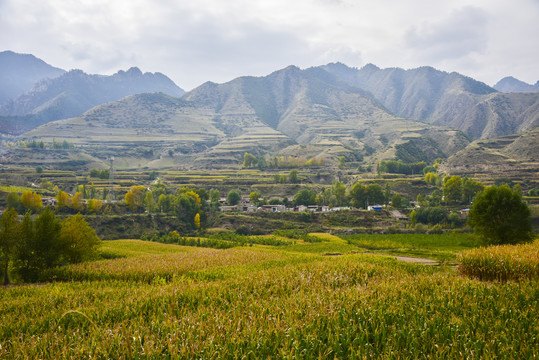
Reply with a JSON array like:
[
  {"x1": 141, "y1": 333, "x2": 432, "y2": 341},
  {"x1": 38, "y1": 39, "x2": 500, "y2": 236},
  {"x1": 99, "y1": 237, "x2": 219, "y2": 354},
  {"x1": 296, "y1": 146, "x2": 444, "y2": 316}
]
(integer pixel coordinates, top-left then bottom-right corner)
[
  {"x1": 493, "y1": 76, "x2": 539, "y2": 93},
  {"x1": 319, "y1": 63, "x2": 539, "y2": 139},
  {"x1": 21, "y1": 65, "x2": 469, "y2": 169},
  {"x1": 0, "y1": 50, "x2": 65, "y2": 105},
  {"x1": 0, "y1": 67, "x2": 185, "y2": 133}
]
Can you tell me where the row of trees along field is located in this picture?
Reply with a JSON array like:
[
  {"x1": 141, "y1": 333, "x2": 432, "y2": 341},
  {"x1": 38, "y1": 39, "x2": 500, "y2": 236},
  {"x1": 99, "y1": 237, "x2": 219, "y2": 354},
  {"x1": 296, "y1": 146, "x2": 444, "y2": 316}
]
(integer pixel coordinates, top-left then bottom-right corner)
[
  {"x1": 2, "y1": 173, "x2": 489, "y2": 231},
  {"x1": 0, "y1": 208, "x2": 100, "y2": 284}
]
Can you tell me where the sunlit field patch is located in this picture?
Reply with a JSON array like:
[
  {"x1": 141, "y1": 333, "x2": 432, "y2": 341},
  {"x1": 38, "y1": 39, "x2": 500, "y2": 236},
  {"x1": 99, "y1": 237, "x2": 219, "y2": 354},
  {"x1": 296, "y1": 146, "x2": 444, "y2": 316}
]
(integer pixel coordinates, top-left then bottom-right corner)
[{"x1": 458, "y1": 240, "x2": 539, "y2": 281}]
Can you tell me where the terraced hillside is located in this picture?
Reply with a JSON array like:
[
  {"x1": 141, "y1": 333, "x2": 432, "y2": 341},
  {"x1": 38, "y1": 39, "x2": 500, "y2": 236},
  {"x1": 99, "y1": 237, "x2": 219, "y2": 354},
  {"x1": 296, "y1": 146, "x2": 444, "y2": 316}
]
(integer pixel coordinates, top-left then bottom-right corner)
[
  {"x1": 13, "y1": 66, "x2": 469, "y2": 170},
  {"x1": 439, "y1": 128, "x2": 539, "y2": 181}
]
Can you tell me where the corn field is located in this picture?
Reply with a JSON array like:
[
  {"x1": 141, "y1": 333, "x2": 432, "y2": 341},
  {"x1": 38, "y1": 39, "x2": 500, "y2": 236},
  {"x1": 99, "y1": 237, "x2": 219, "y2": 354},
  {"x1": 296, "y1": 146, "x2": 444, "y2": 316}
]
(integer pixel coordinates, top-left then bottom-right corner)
[
  {"x1": 458, "y1": 240, "x2": 539, "y2": 282},
  {"x1": 1, "y1": 237, "x2": 537, "y2": 359}
]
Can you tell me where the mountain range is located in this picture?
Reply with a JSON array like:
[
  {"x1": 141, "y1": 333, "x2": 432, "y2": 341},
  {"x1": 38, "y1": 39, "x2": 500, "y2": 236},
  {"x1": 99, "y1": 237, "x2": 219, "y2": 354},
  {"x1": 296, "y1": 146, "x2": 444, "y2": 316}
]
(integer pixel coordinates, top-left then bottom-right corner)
[
  {"x1": 0, "y1": 51, "x2": 184, "y2": 134},
  {"x1": 0, "y1": 51, "x2": 538, "y2": 170}
]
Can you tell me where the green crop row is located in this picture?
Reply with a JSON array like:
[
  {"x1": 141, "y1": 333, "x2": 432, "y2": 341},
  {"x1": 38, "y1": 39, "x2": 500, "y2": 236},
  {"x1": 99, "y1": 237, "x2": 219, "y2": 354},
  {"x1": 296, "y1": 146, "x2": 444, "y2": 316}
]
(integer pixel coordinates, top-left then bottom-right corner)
[{"x1": 458, "y1": 240, "x2": 539, "y2": 282}]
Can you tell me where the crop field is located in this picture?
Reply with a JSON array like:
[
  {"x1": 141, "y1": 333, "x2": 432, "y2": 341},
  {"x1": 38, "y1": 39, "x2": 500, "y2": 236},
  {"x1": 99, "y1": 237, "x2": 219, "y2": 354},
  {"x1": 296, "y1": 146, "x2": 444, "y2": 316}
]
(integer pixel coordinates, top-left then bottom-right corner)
[
  {"x1": 1, "y1": 235, "x2": 537, "y2": 359},
  {"x1": 458, "y1": 240, "x2": 539, "y2": 281},
  {"x1": 342, "y1": 233, "x2": 481, "y2": 262}
]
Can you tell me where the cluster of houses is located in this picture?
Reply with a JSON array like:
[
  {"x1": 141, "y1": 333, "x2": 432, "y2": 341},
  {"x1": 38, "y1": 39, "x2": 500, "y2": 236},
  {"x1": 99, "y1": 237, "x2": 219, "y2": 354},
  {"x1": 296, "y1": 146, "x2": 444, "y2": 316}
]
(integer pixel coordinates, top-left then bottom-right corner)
[{"x1": 218, "y1": 197, "x2": 382, "y2": 213}]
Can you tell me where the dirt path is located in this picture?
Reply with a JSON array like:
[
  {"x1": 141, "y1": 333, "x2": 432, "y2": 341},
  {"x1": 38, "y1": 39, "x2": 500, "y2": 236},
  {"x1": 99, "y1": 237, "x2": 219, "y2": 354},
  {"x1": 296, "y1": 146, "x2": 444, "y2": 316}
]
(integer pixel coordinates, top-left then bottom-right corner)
[{"x1": 364, "y1": 252, "x2": 439, "y2": 265}]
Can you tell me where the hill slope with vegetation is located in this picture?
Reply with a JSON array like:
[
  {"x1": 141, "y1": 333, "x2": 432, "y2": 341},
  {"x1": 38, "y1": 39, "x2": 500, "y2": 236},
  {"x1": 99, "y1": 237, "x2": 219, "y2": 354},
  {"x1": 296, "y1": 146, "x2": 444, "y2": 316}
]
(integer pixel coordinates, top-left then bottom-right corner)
[
  {"x1": 320, "y1": 63, "x2": 539, "y2": 140},
  {"x1": 12, "y1": 65, "x2": 469, "y2": 170}
]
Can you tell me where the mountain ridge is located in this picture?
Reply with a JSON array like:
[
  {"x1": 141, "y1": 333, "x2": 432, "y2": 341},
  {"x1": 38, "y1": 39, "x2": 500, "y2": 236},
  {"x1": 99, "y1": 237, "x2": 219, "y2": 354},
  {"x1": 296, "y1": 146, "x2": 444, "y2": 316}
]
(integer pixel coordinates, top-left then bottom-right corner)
[
  {"x1": 0, "y1": 50, "x2": 66, "y2": 105},
  {"x1": 0, "y1": 65, "x2": 185, "y2": 134},
  {"x1": 493, "y1": 76, "x2": 539, "y2": 93},
  {"x1": 319, "y1": 62, "x2": 539, "y2": 139}
]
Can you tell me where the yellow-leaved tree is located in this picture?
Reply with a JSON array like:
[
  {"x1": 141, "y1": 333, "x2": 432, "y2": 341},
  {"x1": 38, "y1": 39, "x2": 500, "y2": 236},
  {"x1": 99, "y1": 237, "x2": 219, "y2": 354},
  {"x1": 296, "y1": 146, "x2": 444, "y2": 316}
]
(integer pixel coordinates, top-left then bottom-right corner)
[
  {"x1": 20, "y1": 191, "x2": 42, "y2": 212},
  {"x1": 125, "y1": 185, "x2": 147, "y2": 213}
]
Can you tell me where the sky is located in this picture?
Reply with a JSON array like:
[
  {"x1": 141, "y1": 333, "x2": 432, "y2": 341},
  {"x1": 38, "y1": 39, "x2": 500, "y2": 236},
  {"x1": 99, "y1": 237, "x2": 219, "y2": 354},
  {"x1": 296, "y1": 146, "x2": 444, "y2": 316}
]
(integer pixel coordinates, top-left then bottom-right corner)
[{"x1": 1, "y1": 0, "x2": 538, "y2": 90}]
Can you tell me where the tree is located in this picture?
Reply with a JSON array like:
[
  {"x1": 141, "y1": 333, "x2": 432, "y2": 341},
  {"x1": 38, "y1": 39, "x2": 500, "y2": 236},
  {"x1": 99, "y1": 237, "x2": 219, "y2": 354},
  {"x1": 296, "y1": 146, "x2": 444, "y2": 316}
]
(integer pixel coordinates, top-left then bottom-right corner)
[
  {"x1": 59, "y1": 214, "x2": 101, "y2": 263},
  {"x1": 20, "y1": 191, "x2": 42, "y2": 213},
  {"x1": 349, "y1": 182, "x2": 367, "y2": 208},
  {"x1": 209, "y1": 189, "x2": 221, "y2": 211},
  {"x1": 0, "y1": 209, "x2": 21, "y2": 285},
  {"x1": 144, "y1": 191, "x2": 155, "y2": 214},
  {"x1": 443, "y1": 175, "x2": 463, "y2": 203},
  {"x1": 227, "y1": 190, "x2": 241, "y2": 206},
  {"x1": 462, "y1": 178, "x2": 484, "y2": 203},
  {"x1": 249, "y1": 191, "x2": 261, "y2": 205},
  {"x1": 366, "y1": 184, "x2": 384, "y2": 205},
  {"x1": 384, "y1": 184, "x2": 391, "y2": 206},
  {"x1": 70, "y1": 192, "x2": 84, "y2": 212},
  {"x1": 288, "y1": 169, "x2": 299, "y2": 184},
  {"x1": 468, "y1": 185, "x2": 533, "y2": 245},
  {"x1": 194, "y1": 213, "x2": 201, "y2": 229},
  {"x1": 56, "y1": 191, "x2": 71, "y2": 211},
  {"x1": 125, "y1": 185, "x2": 147, "y2": 213},
  {"x1": 6, "y1": 192, "x2": 23, "y2": 213},
  {"x1": 425, "y1": 172, "x2": 439, "y2": 185},
  {"x1": 293, "y1": 188, "x2": 317, "y2": 206},
  {"x1": 243, "y1": 152, "x2": 257, "y2": 168},
  {"x1": 86, "y1": 199, "x2": 103, "y2": 214},
  {"x1": 333, "y1": 181, "x2": 347, "y2": 206},
  {"x1": 391, "y1": 193, "x2": 403, "y2": 208},
  {"x1": 157, "y1": 194, "x2": 173, "y2": 213},
  {"x1": 175, "y1": 192, "x2": 201, "y2": 226}
]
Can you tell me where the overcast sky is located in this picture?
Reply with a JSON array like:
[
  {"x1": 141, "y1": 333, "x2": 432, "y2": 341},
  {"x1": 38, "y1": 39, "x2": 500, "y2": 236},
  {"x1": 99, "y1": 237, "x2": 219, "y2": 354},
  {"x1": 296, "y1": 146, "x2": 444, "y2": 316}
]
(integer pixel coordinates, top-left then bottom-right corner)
[{"x1": 1, "y1": 0, "x2": 538, "y2": 90}]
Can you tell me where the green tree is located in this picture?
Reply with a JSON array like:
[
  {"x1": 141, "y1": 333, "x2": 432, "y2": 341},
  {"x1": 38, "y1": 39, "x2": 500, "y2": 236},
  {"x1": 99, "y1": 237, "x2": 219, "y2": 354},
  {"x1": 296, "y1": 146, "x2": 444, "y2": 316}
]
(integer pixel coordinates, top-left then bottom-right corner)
[
  {"x1": 243, "y1": 152, "x2": 257, "y2": 168},
  {"x1": 144, "y1": 191, "x2": 155, "y2": 214},
  {"x1": 59, "y1": 214, "x2": 101, "y2": 263},
  {"x1": 209, "y1": 189, "x2": 221, "y2": 212},
  {"x1": 157, "y1": 194, "x2": 174, "y2": 213},
  {"x1": 249, "y1": 191, "x2": 261, "y2": 205},
  {"x1": 6, "y1": 192, "x2": 22, "y2": 213},
  {"x1": 293, "y1": 188, "x2": 317, "y2": 206},
  {"x1": 384, "y1": 184, "x2": 391, "y2": 206},
  {"x1": 443, "y1": 175, "x2": 463, "y2": 203},
  {"x1": 227, "y1": 190, "x2": 241, "y2": 206},
  {"x1": 462, "y1": 178, "x2": 484, "y2": 203},
  {"x1": 175, "y1": 192, "x2": 201, "y2": 226},
  {"x1": 349, "y1": 182, "x2": 367, "y2": 209},
  {"x1": 0, "y1": 209, "x2": 21, "y2": 285},
  {"x1": 333, "y1": 181, "x2": 347, "y2": 206},
  {"x1": 425, "y1": 172, "x2": 439, "y2": 185},
  {"x1": 468, "y1": 185, "x2": 533, "y2": 245},
  {"x1": 288, "y1": 169, "x2": 299, "y2": 184},
  {"x1": 366, "y1": 184, "x2": 384, "y2": 205},
  {"x1": 391, "y1": 193, "x2": 403, "y2": 208}
]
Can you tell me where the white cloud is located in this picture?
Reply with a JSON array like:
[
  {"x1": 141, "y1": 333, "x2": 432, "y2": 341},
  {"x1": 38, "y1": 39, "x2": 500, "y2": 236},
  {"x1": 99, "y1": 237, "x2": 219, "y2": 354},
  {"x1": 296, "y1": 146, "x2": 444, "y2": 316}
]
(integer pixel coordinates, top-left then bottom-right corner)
[{"x1": 1, "y1": 0, "x2": 538, "y2": 89}]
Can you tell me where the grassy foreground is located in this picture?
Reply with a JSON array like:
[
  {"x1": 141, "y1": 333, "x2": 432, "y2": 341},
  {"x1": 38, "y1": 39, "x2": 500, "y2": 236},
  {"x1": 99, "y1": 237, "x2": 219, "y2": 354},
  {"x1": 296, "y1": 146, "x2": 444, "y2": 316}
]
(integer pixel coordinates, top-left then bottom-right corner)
[{"x1": 1, "y1": 236, "x2": 537, "y2": 359}]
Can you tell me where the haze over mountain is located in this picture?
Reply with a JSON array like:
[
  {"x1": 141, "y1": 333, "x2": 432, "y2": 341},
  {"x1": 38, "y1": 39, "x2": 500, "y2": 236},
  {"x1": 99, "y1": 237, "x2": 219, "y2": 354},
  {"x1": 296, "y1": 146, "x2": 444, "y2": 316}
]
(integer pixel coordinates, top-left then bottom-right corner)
[
  {"x1": 0, "y1": 50, "x2": 65, "y2": 105},
  {"x1": 319, "y1": 63, "x2": 539, "y2": 140},
  {"x1": 0, "y1": 64, "x2": 185, "y2": 134},
  {"x1": 493, "y1": 77, "x2": 539, "y2": 93}
]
